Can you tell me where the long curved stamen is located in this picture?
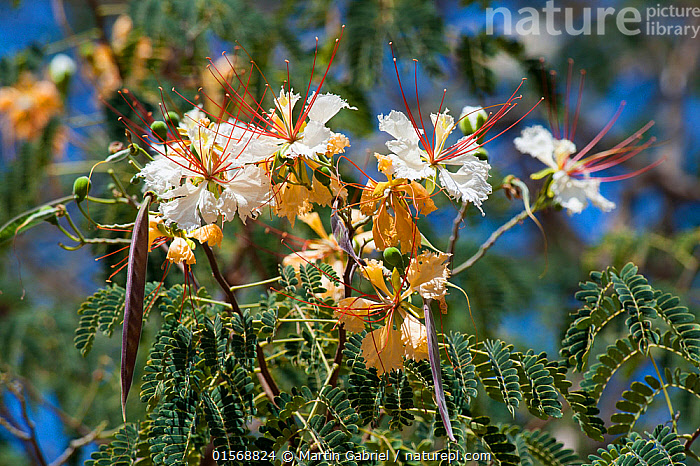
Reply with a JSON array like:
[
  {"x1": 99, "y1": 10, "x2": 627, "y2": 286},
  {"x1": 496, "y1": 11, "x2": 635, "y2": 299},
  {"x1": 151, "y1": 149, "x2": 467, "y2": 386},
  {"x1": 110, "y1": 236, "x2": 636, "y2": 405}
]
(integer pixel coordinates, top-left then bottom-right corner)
[{"x1": 570, "y1": 101, "x2": 626, "y2": 163}]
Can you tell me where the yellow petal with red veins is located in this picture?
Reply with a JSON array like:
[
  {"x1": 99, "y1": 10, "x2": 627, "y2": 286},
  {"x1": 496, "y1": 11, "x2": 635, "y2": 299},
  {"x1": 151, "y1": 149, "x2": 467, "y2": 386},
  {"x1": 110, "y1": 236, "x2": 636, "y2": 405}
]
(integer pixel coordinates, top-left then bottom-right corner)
[
  {"x1": 361, "y1": 259, "x2": 392, "y2": 298},
  {"x1": 361, "y1": 324, "x2": 404, "y2": 375},
  {"x1": 337, "y1": 297, "x2": 375, "y2": 332},
  {"x1": 360, "y1": 180, "x2": 380, "y2": 216},
  {"x1": 392, "y1": 196, "x2": 418, "y2": 254},
  {"x1": 402, "y1": 181, "x2": 437, "y2": 216},
  {"x1": 371, "y1": 205, "x2": 396, "y2": 252},
  {"x1": 147, "y1": 216, "x2": 165, "y2": 251},
  {"x1": 275, "y1": 182, "x2": 313, "y2": 227}
]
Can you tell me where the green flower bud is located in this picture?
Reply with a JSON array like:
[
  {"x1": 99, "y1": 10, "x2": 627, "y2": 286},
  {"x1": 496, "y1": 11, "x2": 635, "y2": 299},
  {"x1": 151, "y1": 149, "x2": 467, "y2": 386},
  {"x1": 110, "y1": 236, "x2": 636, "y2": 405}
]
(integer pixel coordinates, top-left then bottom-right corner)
[
  {"x1": 473, "y1": 147, "x2": 489, "y2": 161},
  {"x1": 459, "y1": 106, "x2": 488, "y2": 136},
  {"x1": 383, "y1": 247, "x2": 403, "y2": 267},
  {"x1": 150, "y1": 121, "x2": 168, "y2": 143},
  {"x1": 314, "y1": 166, "x2": 333, "y2": 186},
  {"x1": 72, "y1": 176, "x2": 91, "y2": 203},
  {"x1": 165, "y1": 111, "x2": 180, "y2": 128}
]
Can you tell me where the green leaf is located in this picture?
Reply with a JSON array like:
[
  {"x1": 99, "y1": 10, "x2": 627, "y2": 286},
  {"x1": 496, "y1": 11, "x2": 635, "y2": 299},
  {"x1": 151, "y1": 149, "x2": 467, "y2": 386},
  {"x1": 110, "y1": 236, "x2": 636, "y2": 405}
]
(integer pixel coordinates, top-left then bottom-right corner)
[{"x1": 0, "y1": 197, "x2": 72, "y2": 245}]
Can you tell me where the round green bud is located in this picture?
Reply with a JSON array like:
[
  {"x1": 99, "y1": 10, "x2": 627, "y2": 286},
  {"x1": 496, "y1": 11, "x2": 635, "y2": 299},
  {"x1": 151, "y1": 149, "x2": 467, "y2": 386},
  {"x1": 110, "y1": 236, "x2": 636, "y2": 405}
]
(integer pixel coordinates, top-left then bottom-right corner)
[
  {"x1": 383, "y1": 247, "x2": 403, "y2": 267},
  {"x1": 473, "y1": 147, "x2": 489, "y2": 161},
  {"x1": 165, "y1": 111, "x2": 180, "y2": 128},
  {"x1": 314, "y1": 166, "x2": 333, "y2": 186},
  {"x1": 459, "y1": 106, "x2": 488, "y2": 136},
  {"x1": 150, "y1": 120, "x2": 168, "y2": 142},
  {"x1": 73, "y1": 176, "x2": 91, "y2": 203}
]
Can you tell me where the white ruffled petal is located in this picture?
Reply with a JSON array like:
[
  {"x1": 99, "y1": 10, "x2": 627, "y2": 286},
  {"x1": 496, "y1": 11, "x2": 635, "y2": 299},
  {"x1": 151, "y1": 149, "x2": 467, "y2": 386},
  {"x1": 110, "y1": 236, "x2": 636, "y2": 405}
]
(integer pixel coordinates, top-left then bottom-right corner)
[
  {"x1": 159, "y1": 182, "x2": 206, "y2": 231},
  {"x1": 514, "y1": 125, "x2": 558, "y2": 169},
  {"x1": 386, "y1": 143, "x2": 432, "y2": 180},
  {"x1": 307, "y1": 92, "x2": 356, "y2": 124},
  {"x1": 437, "y1": 159, "x2": 491, "y2": 214},
  {"x1": 219, "y1": 165, "x2": 272, "y2": 223},
  {"x1": 378, "y1": 110, "x2": 420, "y2": 144},
  {"x1": 288, "y1": 120, "x2": 331, "y2": 158},
  {"x1": 551, "y1": 171, "x2": 615, "y2": 215},
  {"x1": 138, "y1": 156, "x2": 183, "y2": 196}
]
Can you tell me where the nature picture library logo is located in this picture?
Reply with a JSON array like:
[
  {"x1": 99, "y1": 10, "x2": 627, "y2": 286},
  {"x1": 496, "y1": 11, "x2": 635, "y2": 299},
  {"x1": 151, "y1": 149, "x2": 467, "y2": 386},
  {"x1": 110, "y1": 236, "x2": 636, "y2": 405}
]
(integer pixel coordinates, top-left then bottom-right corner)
[{"x1": 486, "y1": 1, "x2": 700, "y2": 38}]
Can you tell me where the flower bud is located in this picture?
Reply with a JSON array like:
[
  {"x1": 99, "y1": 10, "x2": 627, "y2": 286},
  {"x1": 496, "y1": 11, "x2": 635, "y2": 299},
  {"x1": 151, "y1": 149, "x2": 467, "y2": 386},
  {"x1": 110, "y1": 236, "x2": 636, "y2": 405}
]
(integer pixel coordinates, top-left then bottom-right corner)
[
  {"x1": 473, "y1": 147, "x2": 489, "y2": 161},
  {"x1": 108, "y1": 141, "x2": 124, "y2": 154},
  {"x1": 165, "y1": 111, "x2": 180, "y2": 128},
  {"x1": 383, "y1": 247, "x2": 403, "y2": 267},
  {"x1": 459, "y1": 106, "x2": 488, "y2": 136},
  {"x1": 72, "y1": 176, "x2": 91, "y2": 203},
  {"x1": 150, "y1": 120, "x2": 168, "y2": 143},
  {"x1": 48, "y1": 54, "x2": 76, "y2": 95},
  {"x1": 314, "y1": 166, "x2": 332, "y2": 187}
]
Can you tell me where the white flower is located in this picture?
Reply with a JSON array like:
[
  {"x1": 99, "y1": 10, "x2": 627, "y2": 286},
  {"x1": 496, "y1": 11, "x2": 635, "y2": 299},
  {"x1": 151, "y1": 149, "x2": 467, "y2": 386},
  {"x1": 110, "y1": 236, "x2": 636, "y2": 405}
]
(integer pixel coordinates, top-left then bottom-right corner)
[
  {"x1": 249, "y1": 88, "x2": 355, "y2": 161},
  {"x1": 551, "y1": 172, "x2": 615, "y2": 215},
  {"x1": 378, "y1": 109, "x2": 491, "y2": 212},
  {"x1": 515, "y1": 125, "x2": 616, "y2": 215},
  {"x1": 159, "y1": 180, "x2": 220, "y2": 230},
  {"x1": 514, "y1": 125, "x2": 577, "y2": 171},
  {"x1": 217, "y1": 165, "x2": 272, "y2": 223},
  {"x1": 139, "y1": 106, "x2": 273, "y2": 230},
  {"x1": 137, "y1": 155, "x2": 183, "y2": 195}
]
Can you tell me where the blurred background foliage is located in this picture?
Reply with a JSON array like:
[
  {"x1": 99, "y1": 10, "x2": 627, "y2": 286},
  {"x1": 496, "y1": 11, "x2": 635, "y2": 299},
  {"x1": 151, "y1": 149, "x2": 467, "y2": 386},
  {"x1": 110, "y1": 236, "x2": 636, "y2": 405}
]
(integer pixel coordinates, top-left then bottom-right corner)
[{"x1": 0, "y1": 0, "x2": 697, "y2": 464}]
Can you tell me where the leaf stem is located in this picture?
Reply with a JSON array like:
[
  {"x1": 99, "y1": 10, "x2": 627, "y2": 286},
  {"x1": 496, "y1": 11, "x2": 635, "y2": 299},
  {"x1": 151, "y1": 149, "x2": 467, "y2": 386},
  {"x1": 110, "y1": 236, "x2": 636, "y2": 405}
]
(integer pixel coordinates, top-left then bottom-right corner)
[
  {"x1": 649, "y1": 353, "x2": 676, "y2": 430},
  {"x1": 452, "y1": 209, "x2": 530, "y2": 276}
]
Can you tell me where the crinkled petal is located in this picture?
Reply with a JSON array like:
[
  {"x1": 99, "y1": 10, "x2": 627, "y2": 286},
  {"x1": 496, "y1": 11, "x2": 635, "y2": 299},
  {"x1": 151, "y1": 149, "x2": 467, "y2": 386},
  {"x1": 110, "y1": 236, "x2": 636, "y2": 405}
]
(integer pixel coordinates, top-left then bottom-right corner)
[
  {"x1": 401, "y1": 312, "x2": 428, "y2": 361},
  {"x1": 138, "y1": 156, "x2": 183, "y2": 195},
  {"x1": 514, "y1": 125, "x2": 558, "y2": 169},
  {"x1": 160, "y1": 182, "x2": 215, "y2": 231},
  {"x1": 386, "y1": 142, "x2": 432, "y2": 180},
  {"x1": 378, "y1": 110, "x2": 420, "y2": 145},
  {"x1": 307, "y1": 92, "x2": 356, "y2": 124},
  {"x1": 337, "y1": 297, "x2": 375, "y2": 333},
  {"x1": 219, "y1": 165, "x2": 271, "y2": 223},
  {"x1": 361, "y1": 325, "x2": 404, "y2": 375},
  {"x1": 239, "y1": 134, "x2": 279, "y2": 163},
  {"x1": 407, "y1": 251, "x2": 451, "y2": 301},
  {"x1": 551, "y1": 171, "x2": 615, "y2": 215},
  {"x1": 288, "y1": 120, "x2": 331, "y2": 158},
  {"x1": 437, "y1": 159, "x2": 491, "y2": 213}
]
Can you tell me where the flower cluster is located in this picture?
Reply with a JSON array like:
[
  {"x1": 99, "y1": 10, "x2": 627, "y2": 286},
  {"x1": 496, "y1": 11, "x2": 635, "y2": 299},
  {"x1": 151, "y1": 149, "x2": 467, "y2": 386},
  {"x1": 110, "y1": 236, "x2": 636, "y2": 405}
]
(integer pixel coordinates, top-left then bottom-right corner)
[{"x1": 121, "y1": 53, "x2": 659, "y2": 376}]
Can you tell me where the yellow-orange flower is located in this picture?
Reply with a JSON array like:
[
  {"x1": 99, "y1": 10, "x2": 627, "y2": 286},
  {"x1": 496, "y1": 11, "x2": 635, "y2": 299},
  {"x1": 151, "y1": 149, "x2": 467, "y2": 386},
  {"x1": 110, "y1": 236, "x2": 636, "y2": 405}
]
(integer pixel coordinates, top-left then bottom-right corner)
[
  {"x1": 360, "y1": 155, "x2": 436, "y2": 253},
  {"x1": 0, "y1": 73, "x2": 62, "y2": 140},
  {"x1": 190, "y1": 224, "x2": 223, "y2": 248},
  {"x1": 166, "y1": 237, "x2": 196, "y2": 265},
  {"x1": 336, "y1": 256, "x2": 448, "y2": 374}
]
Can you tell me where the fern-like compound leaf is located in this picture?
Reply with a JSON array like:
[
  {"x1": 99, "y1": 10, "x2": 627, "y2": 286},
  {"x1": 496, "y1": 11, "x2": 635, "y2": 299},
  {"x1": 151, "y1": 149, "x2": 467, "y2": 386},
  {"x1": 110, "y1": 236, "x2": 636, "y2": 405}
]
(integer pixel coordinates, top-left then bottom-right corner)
[
  {"x1": 85, "y1": 423, "x2": 139, "y2": 466},
  {"x1": 655, "y1": 291, "x2": 700, "y2": 365},
  {"x1": 516, "y1": 350, "x2": 563, "y2": 419},
  {"x1": 474, "y1": 339, "x2": 522, "y2": 416},
  {"x1": 75, "y1": 284, "x2": 126, "y2": 356},
  {"x1": 611, "y1": 263, "x2": 659, "y2": 355}
]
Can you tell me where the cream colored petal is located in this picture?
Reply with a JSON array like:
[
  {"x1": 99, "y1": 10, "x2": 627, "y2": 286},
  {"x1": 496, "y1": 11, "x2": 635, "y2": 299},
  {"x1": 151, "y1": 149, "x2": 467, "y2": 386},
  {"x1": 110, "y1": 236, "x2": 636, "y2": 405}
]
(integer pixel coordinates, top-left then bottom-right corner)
[
  {"x1": 400, "y1": 312, "x2": 429, "y2": 361},
  {"x1": 407, "y1": 251, "x2": 451, "y2": 301},
  {"x1": 361, "y1": 324, "x2": 404, "y2": 375}
]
